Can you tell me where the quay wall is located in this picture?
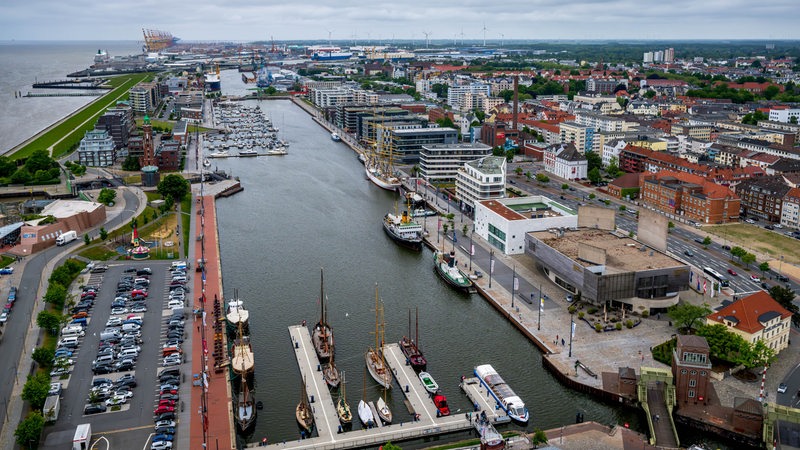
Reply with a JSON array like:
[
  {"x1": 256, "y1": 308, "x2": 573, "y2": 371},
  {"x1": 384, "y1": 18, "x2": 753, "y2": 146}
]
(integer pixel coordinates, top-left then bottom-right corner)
[{"x1": 674, "y1": 412, "x2": 761, "y2": 449}]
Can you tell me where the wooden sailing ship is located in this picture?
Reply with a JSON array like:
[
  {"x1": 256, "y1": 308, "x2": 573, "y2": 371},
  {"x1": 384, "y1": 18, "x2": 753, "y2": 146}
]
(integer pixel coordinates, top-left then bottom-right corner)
[
  {"x1": 365, "y1": 283, "x2": 392, "y2": 389},
  {"x1": 311, "y1": 268, "x2": 334, "y2": 363},
  {"x1": 295, "y1": 377, "x2": 314, "y2": 433}
]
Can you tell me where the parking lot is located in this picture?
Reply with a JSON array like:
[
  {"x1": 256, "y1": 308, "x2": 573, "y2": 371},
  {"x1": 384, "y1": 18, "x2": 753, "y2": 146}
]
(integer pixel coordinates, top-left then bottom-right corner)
[{"x1": 41, "y1": 261, "x2": 192, "y2": 450}]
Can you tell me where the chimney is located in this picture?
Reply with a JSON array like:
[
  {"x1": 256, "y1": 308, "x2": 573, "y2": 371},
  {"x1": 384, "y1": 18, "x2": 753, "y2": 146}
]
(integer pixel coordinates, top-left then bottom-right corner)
[{"x1": 512, "y1": 75, "x2": 519, "y2": 132}]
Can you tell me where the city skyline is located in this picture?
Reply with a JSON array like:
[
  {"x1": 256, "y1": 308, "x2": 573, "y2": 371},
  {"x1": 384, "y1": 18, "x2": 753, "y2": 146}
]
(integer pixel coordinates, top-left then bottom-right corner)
[{"x1": 1, "y1": 0, "x2": 799, "y2": 42}]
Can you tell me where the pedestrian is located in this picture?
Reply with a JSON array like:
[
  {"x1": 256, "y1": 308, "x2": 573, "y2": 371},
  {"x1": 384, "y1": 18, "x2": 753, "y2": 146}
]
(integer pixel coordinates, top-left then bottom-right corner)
[{"x1": 562, "y1": 338, "x2": 565, "y2": 346}]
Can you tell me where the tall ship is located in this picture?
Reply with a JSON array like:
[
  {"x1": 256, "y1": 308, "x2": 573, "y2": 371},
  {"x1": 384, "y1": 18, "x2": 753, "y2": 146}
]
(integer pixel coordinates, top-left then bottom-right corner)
[
  {"x1": 309, "y1": 45, "x2": 354, "y2": 61},
  {"x1": 382, "y1": 209, "x2": 423, "y2": 251},
  {"x1": 311, "y1": 269, "x2": 334, "y2": 364},
  {"x1": 365, "y1": 156, "x2": 401, "y2": 191},
  {"x1": 230, "y1": 325, "x2": 255, "y2": 379},
  {"x1": 234, "y1": 375, "x2": 256, "y2": 432},
  {"x1": 433, "y1": 250, "x2": 474, "y2": 293},
  {"x1": 474, "y1": 364, "x2": 529, "y2": 424},
  {"x1": 365, "y1": 284, "x2": 392, "y2": 389},
  {"x1": 398, "y1": 308, "x2": 427, "y2": 372},
  {"x1": 225, "y1": 292, "x2": 249, "y2": 336}
]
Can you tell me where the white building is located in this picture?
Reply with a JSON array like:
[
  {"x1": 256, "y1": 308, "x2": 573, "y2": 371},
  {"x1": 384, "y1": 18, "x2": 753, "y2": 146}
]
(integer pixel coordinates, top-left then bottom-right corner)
[
  {"x1": 601, "y1": 139, "x2": 628, "y2": 168},
  {"x1": 421, "y1": 143, "x2": 493, "y2": 183},
  {"x1": 455, "y1": 155, "x2": 506, "y2": 212},
  {"x1": 473, "y1": 196, "x2": 578, "y2": 255},
  {"x1": 77, "y1": 129, "x2": 116, "y2": 167},
  {"x1": 769, "y1": 108, "x2": 800, "y2": 124},
  {"x1": 781, "y1": 188, "x2": 800, "y2": 229},
  {"x1": 447, "y1": 83, "x2": 490, "y2": 110},
  {"x1": 575, "y1": 111, "x2": 627, "y2": 133},
  {"x1": 543, "y1": 143, "x2": 588, "y2": 181},
  {"x1": 312, "y1": 88, "x2": 354, "y2": 107}
]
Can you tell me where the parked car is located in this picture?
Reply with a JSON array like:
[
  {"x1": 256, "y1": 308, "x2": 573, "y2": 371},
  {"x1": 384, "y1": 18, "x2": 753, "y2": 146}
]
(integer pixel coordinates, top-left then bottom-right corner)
[
  {"x1": 0, "y1": 267, "x2": 14, "y2": 275},
  {"x1": 154, "y1": 405, "x2": 175, "y2": 415},
  {"x1": 105, "y1": 395, "x2": 128, "y2": 406},
  {"x1": 84, "y1": 403, "x2": 107, "y2": 415},
  {"x1": 48, "y1": 382, "x2": 62, "y2": 396},
  {"x1": 776, "y1": 274, "x2": 790, "y2": 282},
  {"x1": 778, "y1": 383, "x2": 788, "y2": 394}
]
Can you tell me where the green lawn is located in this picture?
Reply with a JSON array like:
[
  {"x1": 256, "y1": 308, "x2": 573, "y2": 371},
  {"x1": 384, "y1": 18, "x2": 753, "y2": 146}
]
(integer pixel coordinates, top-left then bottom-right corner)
[
  {"x1": 180, "y1": 196, "x2": 191, "y2": 258},
  {"x1": 0, "y1": 255, "x2": 14, "y2": 268},
  {"x1": 78, "y1": 246, "x2": 120, "y2": 261},
  {"x1": 705, "y1": 223, "x2": 800, "y2": 265},
  {"x1": 11, "y1": 73, "x2": 153, "y2": 160}
]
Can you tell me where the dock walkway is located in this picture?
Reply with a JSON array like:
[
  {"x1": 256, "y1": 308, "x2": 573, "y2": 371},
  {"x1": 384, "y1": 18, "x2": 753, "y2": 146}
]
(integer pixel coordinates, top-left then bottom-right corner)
[{"x1": 382, "y1": 343, "x2": 438, "y2": 422}]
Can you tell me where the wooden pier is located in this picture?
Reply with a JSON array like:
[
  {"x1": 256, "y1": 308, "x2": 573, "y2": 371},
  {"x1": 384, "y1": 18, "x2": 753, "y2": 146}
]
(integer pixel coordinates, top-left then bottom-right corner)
[
  {"x1": 260, "y1": 327, "x2": 479, "y2": 449},
  {"x1": 460, "y1": 377, "x2": 510, "y2": 425}
]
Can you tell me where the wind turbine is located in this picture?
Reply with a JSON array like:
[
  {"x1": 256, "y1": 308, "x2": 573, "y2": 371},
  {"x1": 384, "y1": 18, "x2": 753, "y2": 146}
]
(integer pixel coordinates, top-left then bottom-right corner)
[
  {"x1": 500, "y1": 33, "x2": 505, "y2": 47},
  {"x1": 326, "y1": 29, "x2": 334, "y2": 46},
  {"x1": 351, "y1": 32, "x2": 358, "y2": 46},
  {"x1": 481, "y1": 23, "x2": 488, "y2": 47},
  {"x1": 422, "y1": 31, "x2": 432, "y2": 49},
  {"x1": 460, "y1": 28, "x2": 465, "y2": 46}
]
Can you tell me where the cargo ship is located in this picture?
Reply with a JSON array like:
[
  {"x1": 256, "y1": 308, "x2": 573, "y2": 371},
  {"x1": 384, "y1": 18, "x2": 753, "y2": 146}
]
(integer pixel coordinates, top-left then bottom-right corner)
[
  {"x1": 309, "y1": 46, "x2": 353, "y2": 61},
  {"x1": 474, "y1": 364, "x2": 529, "y2": 424}
]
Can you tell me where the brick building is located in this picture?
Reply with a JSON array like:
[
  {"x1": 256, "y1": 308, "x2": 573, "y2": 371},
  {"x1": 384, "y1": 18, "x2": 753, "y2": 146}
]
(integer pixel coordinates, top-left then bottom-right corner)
[
  {"x1": 734, "y1": 175, "x2": 791, "y2": 222},
  {"x1": 672, "y1": 335, "x2": 712, "y2": 405},
  {"x1": 640, "y1": 170, "x2": 740, "y2": 224}
]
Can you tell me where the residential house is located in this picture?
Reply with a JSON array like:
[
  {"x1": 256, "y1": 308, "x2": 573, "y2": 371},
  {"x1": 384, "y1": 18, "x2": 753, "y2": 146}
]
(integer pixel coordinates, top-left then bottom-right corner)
[{"x1": 706, "y1": 291, "x2": 792, "y2": 354}]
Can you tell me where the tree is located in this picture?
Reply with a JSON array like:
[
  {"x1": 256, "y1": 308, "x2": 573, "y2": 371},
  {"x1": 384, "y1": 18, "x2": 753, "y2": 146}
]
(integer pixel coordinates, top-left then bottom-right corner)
[
  {"x1": 15, "y1": 412, "x2": 44, "y2": 449},
  {"x1": 83, "y1": 233, "x2": 90, "y2": 246},
  {"x1": 668, "y1": 221, "x2": 675, "y2": 232},
  {"x1": 606, "y1": 156, "x2": 623, "y2": 178},
  {"x1": 768, "y1": 285, "x2": 799, "y2": 326},
  {"x1": 758, "y1": 261, "x2": 770, "y2": 275},
  {"x1": 588, "y1": 193, "x2": 596, "y2": 199},
  {"x1": 585, "y1": 151, "x2": 602, "y2": 172},
  {"x1": 22, "y1": 372, "x2": 50, "y2": 410},
  {"x1": 742, "y1": 110, "x2": 768, "y2": 125},
  {"x1": 644, "y1": 90, "x2": 656, "y2": 99},
  {"x1": 382, "y1": 442, "x2": 402, "y2": 450},
  {"x1": 442, "y1": 223, "x2": 449, "y2": 235},
  {"x1": 791, "y1": 116, "x2": 798, "y2": 125},
  {"x1": 43, "y1": 283, "x2": 67, "y2": 308},
  {"x1": 36, "y1": 311, "x2": 62, "y2": 335},
  {"x1": 561, "y1": 183, "x2": 569, "y2": 190},
  {"x1": 730, "y1": 246, "x2": 746, "y2": 261},
  {"x1": 702, "y1": 236, "x2": 712, "y2": 247},
  {"x1": 99, "y1": 227, "x2": 108, "y2": 240},
  {"x1": 462, "y1": 224, "x2": 469, "y2": 236},
  {"x1": 668, "y1": 303, "x2": 712, "y2": 333},
  {"x1": 32, "y1": 347, "x2": 55, "y2": 369},
  {"x1": 157, "y1": 174, "x2": 190, "y2": 203},
  {"x1": 97, "y1": 188, "x2": 116, "y2": 206},
  {"x1": 741, "y1": 252, "x2": 756, "y2": 268},
  {"x1": 532, "y1": 428, "x2": 549, "y2": 446},
  {"x1": 515, "y1": 167, "x2": 523, "y2": 176},
  {"x1": 587, "y1": 167, "x2": 602, "y2": 184},
  {"x1": 535, "y1": 173, "x2": 549, "y2": 183},
  {"x1": 697, "y1": 323, "x2": 751, "y2": 365}
]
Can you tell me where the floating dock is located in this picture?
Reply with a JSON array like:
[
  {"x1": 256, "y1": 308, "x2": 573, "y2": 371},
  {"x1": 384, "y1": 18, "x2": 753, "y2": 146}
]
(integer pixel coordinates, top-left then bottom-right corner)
[{"x1": 266, "y1": 327, "x2": 488, "y2": 450}]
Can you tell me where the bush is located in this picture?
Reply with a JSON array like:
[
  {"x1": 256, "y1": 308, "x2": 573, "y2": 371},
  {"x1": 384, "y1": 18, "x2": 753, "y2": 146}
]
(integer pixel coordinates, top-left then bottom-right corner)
[
  {"x1": 568, "y1": 305, "x2": 577, "y2": 314},
  {"x1": 625, "y1": 319, "x2": 634, "y2": 329},
  {"x1": 587, "y1": 307, "x2": 598, "y2": 314},
  {"x1": 15, "y1": 412, "x2": 44, "y2": 448},
  {"x1": 595, "y1": 323, "x2": 603, "y2": 332},
  {"x1": 615, "y1": 322, "x2": 622, "y2": 330},
  {"x1": 652, "y1": 338, "x2": 677, "y2": 365},
  {"x1": 642, "y1": 310, "x2": 650, "y2": 318},
  {"x1": 578, "y1": 312, "x2": 585, "y2": 319}
]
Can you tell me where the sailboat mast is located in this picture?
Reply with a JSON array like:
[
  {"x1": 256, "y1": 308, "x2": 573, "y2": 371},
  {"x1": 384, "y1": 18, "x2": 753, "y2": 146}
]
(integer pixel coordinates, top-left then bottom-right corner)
[
  {"x1": 416, "y1": 307, "x2": 420, "y2": 349},
  {"x1": 320, "y1": 268, "x2": 325, "y2": 323},
  {"x1": 374, "y1": 283, "x2": 379, "y2": 351}
]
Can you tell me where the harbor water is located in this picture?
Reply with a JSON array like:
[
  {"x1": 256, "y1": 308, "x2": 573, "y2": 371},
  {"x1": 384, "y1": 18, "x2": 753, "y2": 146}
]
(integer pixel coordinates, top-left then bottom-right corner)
[{"x1": 214, "y1": 98, "x2": 641, "y2": 445}]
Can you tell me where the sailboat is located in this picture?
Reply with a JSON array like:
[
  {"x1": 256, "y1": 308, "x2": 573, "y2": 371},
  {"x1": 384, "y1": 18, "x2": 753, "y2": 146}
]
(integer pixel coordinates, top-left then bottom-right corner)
[
  {"x1": 336, "y1": 370, "x2": 353, "y2": 426},
  {"x1": 311, "y1": 269, "x2": 333, "y2": 364},
  {"x1": 234, "y1": 361, "x2": 256, "y2": 432},
  {"x1": 376, "y1": 377, "x2": 392, "y2": 425},
  {"x1": 358, "y1": 368, "x2": 375, "y2": 428},
  {"x1": 365, "y1": 284, "x2": 392, "y2": 389},
  {"x1": 203, "y1": 158, "x2": 211, "y2": 168},
  {"x1": 295, "y1": 377, "x2": 314, "y2": 433},
  {"x1": 399, "y1": 308, "x2": 427, "y2": 372},
  {"x1": 364, "y1": 123, "x2": 401, "y2": 191},
  {"x1": 230, "y1": 321, "x2": 254, "y2": 379},
  {"x1": 323, "y1": 346, "x2": 341, "y2": 389}
]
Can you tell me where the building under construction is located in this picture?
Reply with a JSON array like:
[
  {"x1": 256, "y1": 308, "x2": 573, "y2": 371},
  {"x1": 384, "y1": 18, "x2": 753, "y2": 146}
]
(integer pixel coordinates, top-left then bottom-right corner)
[{"x1": 142, "y1": 29, "x2": 179, "y2": 52}]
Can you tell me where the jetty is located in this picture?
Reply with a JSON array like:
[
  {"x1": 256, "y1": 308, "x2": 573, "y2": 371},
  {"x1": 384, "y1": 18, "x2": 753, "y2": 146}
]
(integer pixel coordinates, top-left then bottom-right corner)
[{"x1": 270, "y1": 327, "x2": 503, "y2": 450}]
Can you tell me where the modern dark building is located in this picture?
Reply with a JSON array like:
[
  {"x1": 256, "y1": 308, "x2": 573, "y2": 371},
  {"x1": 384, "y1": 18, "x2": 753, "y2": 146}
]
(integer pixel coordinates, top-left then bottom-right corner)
[{"x1": 96, "y1": 105, "x2": 134, "y2": 149}]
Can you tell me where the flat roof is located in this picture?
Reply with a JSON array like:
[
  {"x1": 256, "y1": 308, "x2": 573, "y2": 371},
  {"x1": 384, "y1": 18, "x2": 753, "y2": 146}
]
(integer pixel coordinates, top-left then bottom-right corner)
[
  {"x1": 530, "y1": 228, "x2": 683, "y2": 272},
  {"x1": 41, "y1": 200, "x2": 104, "y2": 219}
]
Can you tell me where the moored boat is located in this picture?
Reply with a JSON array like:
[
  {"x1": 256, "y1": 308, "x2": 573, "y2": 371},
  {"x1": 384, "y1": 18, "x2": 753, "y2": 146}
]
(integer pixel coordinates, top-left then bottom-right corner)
[
  {"x1": 357, "y1": 399, "x2": 375, "y2": 428},
  {"x1": 376, "y1": 396, "x2": 392, "y2": 424},
  {"x1": 239, "y1": 149, "x2": 258, "y2": 157},
  {"x1": 432, "y1": 391, "x2": 450, "y2": 417},
  {"x1": 365, "y1": 284, "x2": 392, "y2": 389},
  {"x1": 399, "y1": 308, "x2": 426, "y2": 372},
  {"x1": 234, "y1": 378, "x2": 256, "y2": 432},
  {"x1": 265, "y1": 148, "x2": 287, "y2": 156},
  {"x1": 203, "y1": 158, "x2": 211, "y2": 168},
  {"x1": 336, "y1": 370, "x2": 353, "y2": 426},
  {"x1": 208, "y1": 150, "x2": 229, "y2": 158},
  {"x1": 323, "y1": 348, "x2": 341, "y2": 389},
  {"x1": 311, "y1": 269, "x2": 334, "y2": 364},
  {"x1": 230, "y1": 336, "x2": 255, "y2": 378},
  {"x1": 411, "y1": 208, "x2": 437, "y2": 218},
  {"x1": 433, "y1": 250, "x2": 474, "y2": 292},
  {"x1": 365, "y1": 159, "x2": 401, "y2": 191},
  {"x1": 382, "y1": 210, "x2": 423, "y2": 251},
  {"x1": 331, "y1": 132, "x2": 341, "y2": 142},
  {"x1": 474, "y1": 364, "x2": 529, "y2": 424},
  {"x1": 296, "y1": 378, "x2": 315, "y2": 433},
  {"x1": 418, "y1": 371, "x2": 439, "y2": 394},
  {"x1": 226, "y1": 296, "x2": 249, "y2": 336}
]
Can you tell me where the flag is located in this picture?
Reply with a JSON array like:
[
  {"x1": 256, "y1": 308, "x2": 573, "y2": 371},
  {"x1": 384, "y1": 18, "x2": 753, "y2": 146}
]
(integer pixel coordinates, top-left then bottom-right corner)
[
  {"x1": 571, "y1": 321, "x2": 576, "y2": 339},
  {"x1": 490, "y1": 258, "x2": 495, "y2": 274},
  {"x1": 689, "y1": 271, "x2": 693, "y2": 284},
  {"x1": 703, "y1": 279, "x2": 707, "y2": 294},
  {"x1": 514, "y1": 277, "x2": 519, "y2": 291},
  {"x1": 453, "y1": 230, "x2": 457, "y2": 243},
  {"x1": 438, "y1": 217, "x2": 441, "y2": 229},
  {"x1": 470, "y1": 244, "x2": 475, "y2": 255},
  {"x1": 202, "y1": 311, "x2": 207, "y2": 327},
  {"x1": 540, "y1": 297, "x2": 545, "y2": 312}
]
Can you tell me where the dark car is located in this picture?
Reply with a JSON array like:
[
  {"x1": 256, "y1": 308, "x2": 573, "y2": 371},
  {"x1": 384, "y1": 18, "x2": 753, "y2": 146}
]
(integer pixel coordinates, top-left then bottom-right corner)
[
  {"x1": 722, "y1": 245, "x2": 731, "y2": 251},
  {"x1": 684, "y1": 250, "x2": 694, "y2": 257},
  {"x1": 92, "y1": 377, "x2": 114, "y2": 387},
  {"x1": 159, "y1": 368, "x2": 180, "y2": 378},
  {"x1": 776, "y1": 274, "x2": 790, "y2": 282},
  {"x1": 156, "y1": 412, "x2": 176, "y2": 422},
  {"x1": 154, "y1": 426, "x2": 176, "y2": 435},
  {"x1": 92, "y1": 364, "x2": 114, "y2": 375},
  {"x1": 123, "y1": 267, "x2": 136, "y2": 273},
  {"x1": 153, "y1": 434, "x2": 174, "y2": 442},
  {"x1": 160, "y1": 377, "x2": 180, "y2": 387},
  {"x1": 84, "y1": 403, "x2": 107, "y2": 415}
]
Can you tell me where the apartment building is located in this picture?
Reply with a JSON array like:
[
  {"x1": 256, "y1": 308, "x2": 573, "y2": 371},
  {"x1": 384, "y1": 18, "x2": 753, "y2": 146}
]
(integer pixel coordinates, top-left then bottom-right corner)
[
  {"x1": 639, "y1": 170, "x2": 740, "y2": 224},
  {"x1": 420, "y1": 142, "x2": 492, "y2": 183},
  {"x1": 455, "y1": 156, "x2": 507, "y2": 212}
]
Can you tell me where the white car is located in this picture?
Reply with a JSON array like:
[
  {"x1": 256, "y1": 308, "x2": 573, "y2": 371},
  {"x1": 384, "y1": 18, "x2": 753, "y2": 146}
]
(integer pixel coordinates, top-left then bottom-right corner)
[
  {"x1": 105, "y1": 394, "x2": 127, "y2": 406},
  {"x1": 0, "y1": 312, "x2": 7, "y2": 323},
  {"x1": 750, "y1": 274, "x2": 761, "y2": 282},
  {"x1": 113, "y1": 389, "x2": 134, "y2": 399},
  {"x1": 48, "y1": 382, "x2": 62, "y2": 396},
  {"x1": 106, "y1": 317, "x2": 123, "y2": 327},
  {"x1": 167, "y1": 300, "x2": 184, "y2": 310},
  {"x1": 151, "y1": 441, "x2": 173, "y2": 450}
]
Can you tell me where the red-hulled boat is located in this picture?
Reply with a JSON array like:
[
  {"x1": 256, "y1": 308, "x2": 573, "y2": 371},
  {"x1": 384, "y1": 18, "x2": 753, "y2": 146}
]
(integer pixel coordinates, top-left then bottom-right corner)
[
  {"x1": 432, "y1": 392, "x2": 450, "y2": 417},
  {"x1": 398, "y1": 308, "x2": 426, "y2": 372}
]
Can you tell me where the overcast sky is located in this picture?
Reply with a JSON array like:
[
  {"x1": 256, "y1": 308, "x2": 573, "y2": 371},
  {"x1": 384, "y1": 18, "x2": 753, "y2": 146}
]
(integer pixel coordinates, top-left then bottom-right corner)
[{"x1": 1, "y1": 0, "x2": 798, "y2": 42}]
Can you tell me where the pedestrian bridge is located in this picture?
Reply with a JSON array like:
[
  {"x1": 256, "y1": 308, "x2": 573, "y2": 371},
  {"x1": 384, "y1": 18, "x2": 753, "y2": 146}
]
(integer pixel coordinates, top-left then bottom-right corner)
[{"x1": 638, "y1": 367, "x2": 679, "y2": 449}]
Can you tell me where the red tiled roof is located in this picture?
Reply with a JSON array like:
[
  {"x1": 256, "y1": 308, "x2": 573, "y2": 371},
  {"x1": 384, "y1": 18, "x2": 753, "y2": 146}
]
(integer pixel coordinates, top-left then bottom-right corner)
[
  {"x1": 432, "y1": 64, "x2": 465, "y2": 72},
  {"x1": 707, "y1": 291, "x2": 792, "y2": 334},
  {"x1": 610, "y1": 172, "x2": 641, "y2": 189},
  {"x1": 649, "y1": 169, "x2": 739, "y2": 200}
]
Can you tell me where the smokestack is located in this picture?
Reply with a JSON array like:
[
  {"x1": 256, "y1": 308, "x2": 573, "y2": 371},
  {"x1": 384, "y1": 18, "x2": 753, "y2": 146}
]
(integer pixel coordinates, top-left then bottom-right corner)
[{"x1": 512, "y1": 75, "x2": 519, "y2": 132}]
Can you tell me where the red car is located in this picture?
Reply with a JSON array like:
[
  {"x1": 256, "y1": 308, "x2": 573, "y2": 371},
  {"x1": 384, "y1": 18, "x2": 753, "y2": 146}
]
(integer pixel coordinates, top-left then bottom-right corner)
[
  {"x1": 154, "y1": 405, "x2": 174, "y2": 415},
  {"x1": 727, "y1": 269, "x2": 738, "y2": 276},
  {"x1": 158, "y1": 399, "x2": 176, "y2": 407},
  {"x1": 160, "y1": 389, "x2": 178, "y2": 396}
]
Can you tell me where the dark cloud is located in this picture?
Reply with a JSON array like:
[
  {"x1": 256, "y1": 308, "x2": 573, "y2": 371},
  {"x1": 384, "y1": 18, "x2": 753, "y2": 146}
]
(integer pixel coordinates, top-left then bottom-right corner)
[{"x1": 1, "y1": 0, "x2": 798, "y2": 40}]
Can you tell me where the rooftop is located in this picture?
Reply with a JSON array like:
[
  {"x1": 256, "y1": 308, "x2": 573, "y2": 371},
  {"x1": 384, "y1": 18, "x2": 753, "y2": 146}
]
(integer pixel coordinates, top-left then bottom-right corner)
[
  {"x1": 530, "y1": 228, "x2": 684, "y2": 273},
  {"x1": 41, "y1": 200, "x2": 104, "y2": 219}
]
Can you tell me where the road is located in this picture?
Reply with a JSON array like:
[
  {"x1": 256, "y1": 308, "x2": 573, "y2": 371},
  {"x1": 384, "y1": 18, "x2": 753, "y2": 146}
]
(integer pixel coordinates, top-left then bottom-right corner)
[{"x1": 0, "y1": 188, "x2": 140, "y2": 429}]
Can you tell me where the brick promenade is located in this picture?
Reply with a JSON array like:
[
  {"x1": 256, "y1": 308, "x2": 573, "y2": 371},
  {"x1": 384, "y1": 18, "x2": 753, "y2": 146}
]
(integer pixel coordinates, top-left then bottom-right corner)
[{"x1": 190, "y1": 195, "x2": 235, "y2": 450}]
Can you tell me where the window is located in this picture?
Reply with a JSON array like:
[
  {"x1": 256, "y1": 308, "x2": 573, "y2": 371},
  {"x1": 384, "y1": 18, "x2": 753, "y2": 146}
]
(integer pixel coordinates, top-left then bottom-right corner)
[
  {"x1": 689, "y1": 379, "x2": 696, "y2": 387},
  {"x1": 681, "y1": 369, "x2": 687, "y2": 375},
  {"x1": 688, "y1": 390, "x2": 695, "y2": 398}
]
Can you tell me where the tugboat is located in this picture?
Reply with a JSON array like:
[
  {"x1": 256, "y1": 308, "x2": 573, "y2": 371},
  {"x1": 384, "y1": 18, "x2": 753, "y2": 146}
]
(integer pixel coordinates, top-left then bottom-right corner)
[
  {"x1": 433, "y1": 250, "x2": 474, "y2": 293},
  {"x1": 383, "y1": 206, "x2": 423, "y2": 251},
  {"x1": 399, "y1": 308, "x2": 426, "y2": 372}
]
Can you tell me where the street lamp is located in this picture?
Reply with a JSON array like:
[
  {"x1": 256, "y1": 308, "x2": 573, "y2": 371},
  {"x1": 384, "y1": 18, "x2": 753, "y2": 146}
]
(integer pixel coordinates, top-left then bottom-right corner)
[{"x1": 488, "y1": 250, "x2": 494, "y2": 288}]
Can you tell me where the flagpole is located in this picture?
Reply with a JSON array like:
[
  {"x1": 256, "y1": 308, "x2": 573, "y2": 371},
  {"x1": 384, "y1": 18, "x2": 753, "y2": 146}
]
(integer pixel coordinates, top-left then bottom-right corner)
[
  {"x1": 468, "y1": 228, "x2": 473, "y2": 271},
  {"x1": 489, "y1": 250, "x2": 494, "y2": 288},
  {"x1": 538, "y1": 282, "x2": 542, "y2": 331},
  {"x1": 569, "y1": 313, "x2": 574, "y2": 358},
  {"x1": 511, "y1": 264, "x2": 516, "y2": 308}
]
